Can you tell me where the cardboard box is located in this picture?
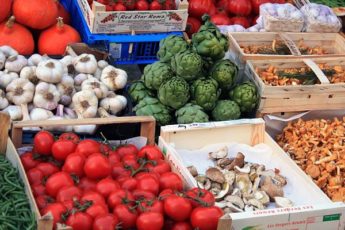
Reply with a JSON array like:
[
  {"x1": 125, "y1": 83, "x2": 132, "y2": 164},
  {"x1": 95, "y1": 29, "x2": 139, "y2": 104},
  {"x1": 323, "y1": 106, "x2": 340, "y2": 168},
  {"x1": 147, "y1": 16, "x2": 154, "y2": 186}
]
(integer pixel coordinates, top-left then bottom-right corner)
[
  {"x1": 77, "y1": 0, "x2": 188, "y2": 34},
  {"x1": 158, "y1": 119, "x2": 345, "y2": 230}
]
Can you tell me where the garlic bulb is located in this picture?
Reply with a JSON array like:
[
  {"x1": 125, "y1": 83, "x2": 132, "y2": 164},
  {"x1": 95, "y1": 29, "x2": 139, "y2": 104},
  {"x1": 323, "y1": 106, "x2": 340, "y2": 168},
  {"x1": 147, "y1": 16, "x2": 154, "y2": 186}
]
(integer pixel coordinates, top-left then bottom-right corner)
[
  {"x1": 81, "y1": 78, "x2": 108, "y2": 99},
  {"x1": 33, "y1": 82, "x2": 61, "y2": 110},
  {"x1": 98, "y1": 107, "x2": 114, "y2": 118},
  {"x1": 73, "y1": 124, "x2": 97, "y2": 134},
  {"x1": 98, "y1": 60, "x2": 109, "y2": 69},
  {"x1": 100, "y1": 92, "x2": 127, "y2": 115},
  {"x1": 94, "y1": 68, "x2": 102, "y2": 80},
  {"x1": 64, "y1": 107, "x2": 77, "y2": 119},
  {"x1": 0, "y1": 51, "x2": 5, "y2": 70},
  {"x1": 0, "y1": 89, "x2": 9, "y2": 110},
  {"x1": 60, "y1": 55, "x2": 76, "y2": 74},
  {"x1": 36, "y1": 59, "x2": 64, "y2": 83},
  {"x1": 74, "y1": 54, "x2": 98, "y2": 74},
  {"x1": 6, "y1": 78, "x2": 34, "y2": 105},
  {"x1": 74, "y1": 73, "x2": 92, "y2": 91},
  {"x1": 72, "y1": 90, "x2": 98, "y2": 118},
  {"x1": 30, "y1": 108, "x2": 54, "y2": 120},
  {"x1": 20, "y1": 66, "x2": 39, "y2": 85},
  {"x1": 28, "y1": 54, "x2": 44, "y2": 66},
  {"x1": 100, "y1": 65, "x2": 127, "y2": 90},
  {"x1": 5, "y1": 55, "x2": 28, "y2": 73},
  {"x1": 0, "y1": 46, "x2": 18, "y2": 57},
  {"x1": 1, "y1": 105, "x2": 22, "y2": 121},
  {"x1": 0, "y1": 70, "x2": 18, "y2": 88},
  {"x1": 44, "y1": 105, "x2": 73, "y2": 132},
  {"x1": 57, "y1": 75, "x2": 75, "y2": 106}
]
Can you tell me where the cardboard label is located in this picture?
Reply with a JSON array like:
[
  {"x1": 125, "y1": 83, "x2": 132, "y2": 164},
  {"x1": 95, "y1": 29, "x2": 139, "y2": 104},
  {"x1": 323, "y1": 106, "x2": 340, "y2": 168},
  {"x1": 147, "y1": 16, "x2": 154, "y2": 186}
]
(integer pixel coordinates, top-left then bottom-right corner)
[{"x1": 109, "y1": 43, "x2": 122, "y2": 59}]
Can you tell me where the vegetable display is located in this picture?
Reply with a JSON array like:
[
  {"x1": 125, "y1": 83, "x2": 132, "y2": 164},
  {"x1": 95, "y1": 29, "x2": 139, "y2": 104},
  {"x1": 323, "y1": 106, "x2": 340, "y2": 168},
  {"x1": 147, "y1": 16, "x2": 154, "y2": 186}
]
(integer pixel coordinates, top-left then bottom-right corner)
[
  {"x1": 0, "y1": 155, "x2": 36, "y2": 229},
  {"x1": 0, "y1": 46, "x2": 128, "y2": 134},
  {"x1": 21, "y1": 130, "x2": 223, "y2": 229},
  {"x1": 130, "y1": 18, "x2": 259, "y2": 125}
]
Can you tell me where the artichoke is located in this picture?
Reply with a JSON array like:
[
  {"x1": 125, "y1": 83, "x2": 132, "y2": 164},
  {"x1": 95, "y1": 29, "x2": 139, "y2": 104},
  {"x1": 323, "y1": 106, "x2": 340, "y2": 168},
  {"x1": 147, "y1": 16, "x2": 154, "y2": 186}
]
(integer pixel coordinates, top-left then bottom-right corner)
[
  {"x1": 210, "y1": 59, "x2": 238, "y2": 90},
  {"x1": 175, "y1": 103, "x2": 209, "y2": 124},
  {"x1": 133, "y1": 97, "x2": 172, "y2": 126},
  {"x1": 128, "y1": 81, "x2": 154, "y2": 104},
  {"x1": 157, "y1": 35, "x2": 188, "y2": 63},
  {"x1": 170, "y1": 50, "x2": 203, "y2": 81},
  {"x1": 191, "y1": 78, "x2": 220, "y2": 111},
  {"x1": 230, "y1": 81, "x2": 259, "y2": 113},
  {"x1": 192, "y1": 15, "x2": 228, "y2": 61},
  {"x1": 158, "y1": 77, "x2": 190, "y2": 110},
  {"x1": 142, "y1": 62, "x2": 174, "y2": 91},
  {"x1": 212, "y1": 100, "x2": 241, "y2": 121}
]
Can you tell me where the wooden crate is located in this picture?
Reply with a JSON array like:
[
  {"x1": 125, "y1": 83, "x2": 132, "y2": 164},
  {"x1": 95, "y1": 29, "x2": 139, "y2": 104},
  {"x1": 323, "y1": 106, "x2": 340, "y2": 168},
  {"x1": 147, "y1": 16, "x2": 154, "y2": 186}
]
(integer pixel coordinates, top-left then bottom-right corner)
[
  {"x1": 246, "y1": 57, "x2": 345, "y2": 114},
  {"x1": 9, "y1": 116, "x2": 156, "y2": 230},
  {"x1": 158, "y1": 119, "x2": 345, "y2": 230},
  {"x1": 228, "y1": 32, "x2": 345, "y2": 67}
]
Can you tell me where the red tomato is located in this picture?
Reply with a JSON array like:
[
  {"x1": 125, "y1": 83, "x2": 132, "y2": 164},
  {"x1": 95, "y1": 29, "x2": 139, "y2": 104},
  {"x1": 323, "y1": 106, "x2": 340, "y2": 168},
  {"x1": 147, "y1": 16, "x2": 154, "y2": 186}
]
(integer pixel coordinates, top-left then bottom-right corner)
[
  {"x1": 228, "y1": 0, "x2": 252, "y2": 16},
  {"x1": 63, "y1": 200, "x2": 74, "y2": 210},
  {"x1": 36, "y1": 195, "x2": 53, "y2": 210},
  {"x1": 186, "y1": 188, "x2": 215, "y2": 207},
  {"x1": 99, "y1": 143, "x2": 111, "y2": 155},
  {"x1": 93, "y1": 214, "x2": 119, "y2": 230},
  {"x1": 132, "y1": 189, "x2": 156, "y2": 200},
  {"x1": 66, "y1": 212, "x2": 93, "y2": 230},
  {"x1": 149, "y1": 1, "x2": 162, "y2": 10},
  {"x1": 159, "y1": 172, "x2": 183, "y2": 191},
  {"x1": 84, "y1": 153, "x2": 111, "y2": 180},
  {"x1": 162, "y1": 0, "x2": 176, "y2": 10},
  {"x1": 122, "y1": 154, "x2": 139, "y2": 169},
  {"x1": 108, "y1": 152, "x2": 120, "y2": 166},
  {"x1": 211, "y1": 14, "x2": 231, "y2": 25},
  {"x1": 190, "y1": 206, "x2": 223, "y2": 230},
  {"x1": 52, "y1": 140, "x2": 77, "y2": 161},
  {"x1": 111, "y1": 162, "x2": 130, "y2": 179},
  {"x1": 32, "y1": 183, "x2": 46, "y2": 197},
  {"x1": 82, "y1": 191, "x2": 107, "y2": 207},
  {"x1": 231, "y1": 16, "x2": 251, "y2": 28},
  {"x1": 172, "y1": 222, "x2": 193, "y2": 230},
  {"x1": 120, "y1": 177, "x2": 137, "y2": 191},
  {"x1": 33, "y1": 131, "x2": 54, "y2": 155},
  {"x1": 151, "y1": 160, "x2": 171, "y2": 174},
  {"x1": 96, "y1": 178, "x2": 120, "y2": 198},
  {"x1": 136, "y1": 212, "x2": 164, "y2": 230},
  {"x1": 164, "y1": 195, "x2": 192, "y2": 221},
  {"x1": 113, "y1": 204, "x2": 138, "y2": 229},
  {"x1": 251, "y1": 0, "x2": 272, "y2": 14},
  {"x1": 56, "y1": 186, "x2": 82, "y2": 202},
  {"x1": 20, "y1": 152, "x2": 40, "y2": 171},
  {"x1": 138, "y1": 200, "x2": 163, "y2": 214},
  {"x1": 135, "y1": 0, "x2": 149, "y2": 10},
  {"x1": 105, "y1": 3, "x2": 113, "y2": 11},
  {"x1": 116, "y1": 144, "x2": 138, "y2": 158},
  {"x1": 188, "y1": 0, "x2": 215, "y2": 18},
  {"x1": 186, "y1": 17, "x2": 201, "y2": 37},
  {"x1": 59, "y1": 132, "x2": 80, "y2": 143},
  {"x1": 137, "y1": 146, "x2": 163, "y2": 160},
  {"x1": 158, "y1": 188, "x2": 174, "y2": 200},
  {"x1": 36, "y1": 162, "x2": 59, "y2": 177},
  {"x1": 62, "y1": 153, "x2": 85, "y2": 177},
  {"x1": 113, "y1": 3, "x2": 127, "y2": 11},
  {"x1": 136, "y1": 174, "x2": 160, "y2": 195},
  {"x1": 27, "y1": 168, "x2": 44, "y2": 185},
  {"x1": 86, "y1": 204, "x2": 108, "y2": 219},
  {"x1": 209, "y1": 3, "x2": 217, "y2": 16},
  {"x1": 135, "y1": 172, "x2": 159, "y2": 183},
  {"x1": 42, "y1": 203, "x2": 67, "y2": 227},
  {"x1": 216, "y1": 0, "x2": 229, "y2": 12},
  {"x1": 78, "y1": 177, "x2": 97, "y2": 191},
  {"x1": 76, "y1": 139, "x2": 100, "y2": 157},
  {"x1": 45, "y1": 172, "x2": 74, "y2": 197},
  {"x1": 107, "y1": 189, "x2": 134, "y2": 210}
]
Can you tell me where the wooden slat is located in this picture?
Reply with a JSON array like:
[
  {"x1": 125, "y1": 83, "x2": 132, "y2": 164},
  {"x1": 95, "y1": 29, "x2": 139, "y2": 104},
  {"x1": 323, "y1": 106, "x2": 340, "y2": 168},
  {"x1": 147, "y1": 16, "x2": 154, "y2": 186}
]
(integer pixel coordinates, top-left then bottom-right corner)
[{"x1": 0, "y1": 112, "x2": 10, "y2": 154}]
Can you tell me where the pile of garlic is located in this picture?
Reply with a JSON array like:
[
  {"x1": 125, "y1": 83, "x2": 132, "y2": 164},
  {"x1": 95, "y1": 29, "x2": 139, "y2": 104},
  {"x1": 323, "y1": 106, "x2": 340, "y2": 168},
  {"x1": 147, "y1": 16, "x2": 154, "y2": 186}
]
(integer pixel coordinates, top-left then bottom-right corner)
[{"x1": 0, "y1": 46, "x2": 128, "y2": 133}]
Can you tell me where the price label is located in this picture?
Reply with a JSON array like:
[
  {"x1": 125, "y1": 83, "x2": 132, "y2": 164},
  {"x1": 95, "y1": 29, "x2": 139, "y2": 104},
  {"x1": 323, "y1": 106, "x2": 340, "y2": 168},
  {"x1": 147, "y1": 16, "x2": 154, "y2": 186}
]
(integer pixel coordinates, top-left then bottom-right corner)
[
  {"x1": 109, "y1": 43, "x2": 122, "y2": 59},
  {"x1": 278, "y1": 33, "x2": 301, "y2": 56}
]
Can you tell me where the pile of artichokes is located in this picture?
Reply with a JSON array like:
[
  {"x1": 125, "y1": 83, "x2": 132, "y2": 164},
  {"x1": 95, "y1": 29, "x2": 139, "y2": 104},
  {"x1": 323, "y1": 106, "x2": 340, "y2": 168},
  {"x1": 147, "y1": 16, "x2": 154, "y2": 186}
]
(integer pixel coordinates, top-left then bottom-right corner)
[{"x1": 130, "y1": 16, "x2": 259, "y2": 125}]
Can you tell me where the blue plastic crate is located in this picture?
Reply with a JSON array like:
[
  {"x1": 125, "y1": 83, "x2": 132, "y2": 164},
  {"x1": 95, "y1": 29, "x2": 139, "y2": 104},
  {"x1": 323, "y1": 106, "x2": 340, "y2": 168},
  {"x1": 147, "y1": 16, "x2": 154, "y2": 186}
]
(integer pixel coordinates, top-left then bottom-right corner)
[{"x1": 60, "y1": 0, "x2": 183, "y2": 65}]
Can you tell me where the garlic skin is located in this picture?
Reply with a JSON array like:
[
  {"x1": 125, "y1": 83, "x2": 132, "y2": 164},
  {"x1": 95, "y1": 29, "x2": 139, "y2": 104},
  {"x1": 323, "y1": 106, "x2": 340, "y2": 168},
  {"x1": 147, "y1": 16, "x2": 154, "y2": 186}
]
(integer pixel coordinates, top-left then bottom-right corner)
[
  {"x1": 73, "y1": 124, "x2": 97, "y2": 134},
  {"x1": 74, "y1": 54, "x2": 98, "y2": 74},
  {"x1": 0, "y1": 70, "x2": 19, "y2": 89},
  {"x1": 64, "y1": 107, "x2": 77, "y2": 119},
  {"x1": 5, "y1": 55, "x2": 28, "y2": 73},
  {"x1": 74, "y1": 73, "x2": 92, "y2": 91},
  {"x1": 30, "y1": 108, "x2": 54, "y2": 120},
  {"x1": 0, "y1": 46, "x2": 18, "y2": 57},
  {"x1": 81, "y1": 78, "x2": 108, "y2": 99},
  {"x1": 94, "y1": 68, "x2": 102, "y2": 80},
  {"x1": 28, "y1": 54, "x2": 44, "y2": 66},
  {"x1": 72, "y1": 90, "x2": 98, "y2": 118},
  {"x1": 57, "y1": 75, "x2": 75, "y2": 106},
  {"x1": 100, "y1": 65, "x2": 127, "y2": 90},
  {"x1": 44, "y1": 104, "x2": 72, "y2": 132},
  {"x1": 60, "y1": 55, "x2": 76, "y2": 75},
  {"x1": 20, "y1": 66, "x2": 39, "y2": 85},
  {"x1": 6, "y1": 78, "x2": 34, "y2": 105},
  {"x1": 1, "y1": 105, "x2": 22, "y2": 121},
  {"x1": 98, "y1": 60, "x2": 109, "y2": 69},
  {"x1": 0, "y1": 89, "x2": 9, "y2": 109},
  {"x1": 36, "y1": 59, "x2": 64, "y2": 83},
  {"x1": 33, "y1": 82, "x2": 61, "y2": 110},
  {"x1": 0, "y1": 51, "x2": 5, "y2": 70},
  {"x1": 100, "y1": 92, "x2": 127, "y2": 115}
]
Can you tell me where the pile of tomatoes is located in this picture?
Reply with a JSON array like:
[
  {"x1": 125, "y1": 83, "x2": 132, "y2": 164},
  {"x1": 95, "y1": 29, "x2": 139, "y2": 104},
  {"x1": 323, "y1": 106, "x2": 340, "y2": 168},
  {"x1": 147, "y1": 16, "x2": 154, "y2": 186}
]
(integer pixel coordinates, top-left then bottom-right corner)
[
  {"x1": 20, "y1": 131, "x2": 223, "y2": 230},
  {"x1": 91, "y1": 0, "x2": 177, "y2": 11}
]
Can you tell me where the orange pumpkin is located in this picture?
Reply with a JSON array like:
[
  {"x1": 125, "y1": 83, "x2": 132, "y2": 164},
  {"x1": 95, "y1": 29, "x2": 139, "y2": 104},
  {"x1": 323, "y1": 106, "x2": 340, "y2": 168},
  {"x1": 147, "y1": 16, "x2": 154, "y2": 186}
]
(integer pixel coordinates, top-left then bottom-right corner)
[
  {"x1": 0, "y1": 16, "x2": 34, "y2": 55},
  {"x1": 12, "y1": 0, "x2": 58, "y2": 30},
  {"x1": 0, "y1": 0, "x2": 12, "y2": 23},
  {"x1": 38, "y1": 17, "x2": 81, "y2": 55},
  {"x1": 57, "y1": 2, "x2": 71, "y2": 25}
]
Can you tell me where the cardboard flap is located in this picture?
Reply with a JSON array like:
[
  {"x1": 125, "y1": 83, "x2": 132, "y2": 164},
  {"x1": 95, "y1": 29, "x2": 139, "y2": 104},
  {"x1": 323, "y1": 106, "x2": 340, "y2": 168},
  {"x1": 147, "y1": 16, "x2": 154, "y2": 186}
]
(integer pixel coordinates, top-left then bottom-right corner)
[{"x1": 65, "y1": 43, "x2": 108, "y2": 60}]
